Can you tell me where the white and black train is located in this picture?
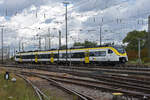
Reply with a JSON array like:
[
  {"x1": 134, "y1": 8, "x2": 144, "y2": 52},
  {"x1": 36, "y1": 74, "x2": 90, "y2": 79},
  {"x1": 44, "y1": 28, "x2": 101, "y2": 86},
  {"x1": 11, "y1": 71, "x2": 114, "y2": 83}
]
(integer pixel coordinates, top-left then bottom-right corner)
[{"x1": 15, "y1": 46, "x2": 128, "y2": 65}]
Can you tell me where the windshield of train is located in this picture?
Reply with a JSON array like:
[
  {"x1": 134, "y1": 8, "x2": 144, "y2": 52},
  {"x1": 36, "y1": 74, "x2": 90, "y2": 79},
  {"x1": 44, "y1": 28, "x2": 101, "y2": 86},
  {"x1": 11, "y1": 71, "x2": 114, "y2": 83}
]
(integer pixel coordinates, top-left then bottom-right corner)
[{"x1": 114, "y1": 46, "x2": 126, "y2": 54}]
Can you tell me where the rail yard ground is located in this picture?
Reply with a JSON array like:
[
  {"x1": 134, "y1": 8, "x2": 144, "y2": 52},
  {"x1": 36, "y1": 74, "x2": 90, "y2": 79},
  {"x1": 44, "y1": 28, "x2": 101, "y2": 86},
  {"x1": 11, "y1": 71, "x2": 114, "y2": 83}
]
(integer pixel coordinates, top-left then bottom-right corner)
[
  {"x1": 1, "y1": 0, "x2": 150, "y2": 99},
  {"x1": 0, "y1": 66, "x2": 81, "y2": 100},
  {"x1": 0, "y1": 66, "x2": 113, "y2": 100},
  {"x1": 2, "y1": 63, "x2": 150, "y2": 100},
  {"x1": 126, "y1": 60, "x2": 150, "y2": 66}
]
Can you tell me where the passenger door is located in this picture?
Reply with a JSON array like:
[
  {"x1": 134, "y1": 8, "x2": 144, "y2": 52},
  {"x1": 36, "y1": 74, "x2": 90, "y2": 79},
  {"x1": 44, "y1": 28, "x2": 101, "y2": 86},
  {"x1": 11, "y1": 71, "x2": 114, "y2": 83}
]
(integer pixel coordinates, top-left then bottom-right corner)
[
  {"x1": 50, "y1": 52, "x2": 54, "y2": 63},
  {"x1": 35, "y1": 53, "x2": 38, "y2": 63},
  {"x1": 85, "y1": 50, "x2": 89, "y2": 64}
]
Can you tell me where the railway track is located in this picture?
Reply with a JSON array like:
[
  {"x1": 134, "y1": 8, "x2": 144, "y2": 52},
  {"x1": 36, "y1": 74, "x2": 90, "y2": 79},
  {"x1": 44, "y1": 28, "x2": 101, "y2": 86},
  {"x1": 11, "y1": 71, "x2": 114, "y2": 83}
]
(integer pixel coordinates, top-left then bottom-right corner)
[
  {"x1": 17, "y1": 74, "x2": 49, "y2": 100},
  {"x1": 21, "y1": 71, "x2": 150, "y2": 96},
  {"x1": 28, "y1": 65, "x2": 150, "y2": 76},
  {"x1": 9, "y1": 68, "x2": 150, "y2": 99},
  {"x1": 16, "y1": 71, "x2": 94, "y2": 100},
  {"x1": 4, "y1": 64, "x2": 150, "y2": 77},
  {"x1": 2, "y1": 64, "x2": 150, "y2": 99},
  {"x1": 4, "y1": 64, "x2": 150, "y2": 84},
  {"x1": 3, "y1": 63, "x2": 150, "y2": 71}
]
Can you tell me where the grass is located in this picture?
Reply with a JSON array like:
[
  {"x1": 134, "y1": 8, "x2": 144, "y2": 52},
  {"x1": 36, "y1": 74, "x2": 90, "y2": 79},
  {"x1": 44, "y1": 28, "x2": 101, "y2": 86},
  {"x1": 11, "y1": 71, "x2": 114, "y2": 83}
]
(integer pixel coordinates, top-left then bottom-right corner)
[
  {"x1": 127, "y1": 60, "x2": 150, "y2": 66},
  {"x1": 0, "y1": 69, "x2": 79, "y2": 100},
  {"x1": 0, "y1": 71, "x2": 39, "y2": 100}
]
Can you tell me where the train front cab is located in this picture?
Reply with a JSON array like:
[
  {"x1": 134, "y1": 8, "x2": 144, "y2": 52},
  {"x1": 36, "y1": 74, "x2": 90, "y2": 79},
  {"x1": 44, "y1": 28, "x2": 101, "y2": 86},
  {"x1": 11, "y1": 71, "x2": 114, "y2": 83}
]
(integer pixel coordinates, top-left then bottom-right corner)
[
  {"x1": 106, "y1": 48, "x2": 119, "y2": 65},
  {"x1": 108, "y1": 47, "x2": 128, "y2": 64}
]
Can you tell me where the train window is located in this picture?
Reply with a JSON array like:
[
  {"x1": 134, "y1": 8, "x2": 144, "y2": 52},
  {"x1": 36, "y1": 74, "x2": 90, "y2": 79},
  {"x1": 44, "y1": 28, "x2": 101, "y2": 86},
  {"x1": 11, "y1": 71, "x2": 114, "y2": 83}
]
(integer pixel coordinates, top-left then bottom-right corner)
[
  {"x1": 54, "y1": 54, "x2": 58, "y2": 58},
  {"x1": 58, "y1": 53, "x2": 66, "y2": 58},
  {"x1": 79, "y1": 52, "x2": 84, "y2": 58},
  {"x1": 114, "y1": 46, "x2": 125, "y2": 54},
  {"x1": 90, "y1": 52, "x2": 95, "y2": 56},
  {"x1": 100, "y1": 51, "x2": 106, "y2": 56},
  {"x1": 94, "y1": 52, "x2": 99, "y2": 56},
  {"x1": 38, "y1": 55, "x2": 41, "y2": 58},
  {"x1": 22, "y1": 56, "x2": 25, "y2": 59},
  {"x1": 31, "y1": 55, "x2": 35, "y2": 59},
  {"x1": 16, "y1": 56, "x2": 20, "y2": 58},
  {"x1": 28, "y1": 55, "x2": 32, "y2": 59},
  {"x1": 90, "y1": 51, "x2": 106, "y2": 56},
  {"x1": 59, "y1": 53, "x2": 63, "y2": 58},
  {"x1": 72, "y1": 52, "x2": 84, "y2": 58},
  {"x1": 19, "y1": 54, "x2": 42, "y2": 59},
  {"x1": 22, "y1": 55, "x2": 30, "y2": 59},
  {"x1": 68, "y1": 53, "x2": 73, "y2": 58},
  {"x1": 45, "y1": 54, "x2": 49, "y2": 58},
  {"x1": 62, "y1": 53, "x2": 66, "y2": 58},
  {"x1": 38, "y1": 54, "x2": 42, "y2": 59},
  {"x1": 47, "y1": 54, "x2": 50, "y2": 58},
  {"x1": 108, "y1": 49, "x2": 113, "y2": 54},
  {"x1": 38, "y1": 54, "x2": 49, "y2": 59}
]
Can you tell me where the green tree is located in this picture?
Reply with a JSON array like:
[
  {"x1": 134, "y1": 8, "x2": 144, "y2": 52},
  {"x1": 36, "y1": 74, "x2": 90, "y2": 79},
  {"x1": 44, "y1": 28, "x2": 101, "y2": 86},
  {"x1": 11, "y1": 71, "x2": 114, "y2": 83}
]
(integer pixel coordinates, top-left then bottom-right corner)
[
  {"x1": 84, "y1": 40, "x2": 97, "y2": 48},
  {"x1": 73, "y1": 42, "x2": 83, "y2": 47},
  {"x1": 73, "y1": 40, "x2": 97, "y2": 48},
  {"x1": 60, "y1": 45, "x2": 66, "y2": 49},
  {"x1": 123, "y1": 30, "x2": 148, "y2": 50}
]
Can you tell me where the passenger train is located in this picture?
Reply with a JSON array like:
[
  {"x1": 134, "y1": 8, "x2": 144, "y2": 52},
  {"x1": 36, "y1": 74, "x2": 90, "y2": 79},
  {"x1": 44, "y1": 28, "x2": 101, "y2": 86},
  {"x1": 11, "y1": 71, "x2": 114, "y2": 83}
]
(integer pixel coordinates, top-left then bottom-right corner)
[{"x1": 15, "y1": 46, "x2": 128, "y2": 65}]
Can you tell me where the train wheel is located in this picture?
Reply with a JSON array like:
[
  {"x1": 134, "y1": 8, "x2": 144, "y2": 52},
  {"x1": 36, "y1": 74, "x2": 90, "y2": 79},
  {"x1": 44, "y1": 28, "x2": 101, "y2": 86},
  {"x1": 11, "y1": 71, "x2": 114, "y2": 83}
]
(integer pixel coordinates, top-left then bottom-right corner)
[{"x1": 120, "y1": 58, "x2": 126, "y2": 64}]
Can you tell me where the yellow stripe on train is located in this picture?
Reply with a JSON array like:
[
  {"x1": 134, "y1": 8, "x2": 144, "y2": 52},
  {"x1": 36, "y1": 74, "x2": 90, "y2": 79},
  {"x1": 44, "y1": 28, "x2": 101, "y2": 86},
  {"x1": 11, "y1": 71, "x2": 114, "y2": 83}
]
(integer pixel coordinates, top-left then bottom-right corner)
[{"x1": 17, "y1": 47, "x2": 127, "y2": 57}]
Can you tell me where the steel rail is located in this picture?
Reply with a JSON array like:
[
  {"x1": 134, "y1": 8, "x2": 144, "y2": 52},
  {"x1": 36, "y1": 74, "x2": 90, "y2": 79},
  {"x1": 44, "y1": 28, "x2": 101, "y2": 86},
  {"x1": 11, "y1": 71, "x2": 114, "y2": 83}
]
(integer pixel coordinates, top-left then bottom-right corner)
[
  {"x1": 13, "y1": 64, "x2": 150, "y2": 76},
  {"x1": 19, "y1": 72, "x2": 94, "y2": 100},
  {"x1": 20, "y1": 71, "x2": 150, "y2": 99},
  {"x1": 28, "y1": 71, "x2": 150, "y2": 93},
  {"x1": 6, "y1": 65, "x2": 150, "y2": 84},
  {"x1": 16, "y1": 74, "x2": 49, "y2": 100},
  {"x1": 3, "y1": 65, "x2": 150, "y2": 99},
  {"x1": 3, "y1": 64, "x2": 150, "y2": 71}
]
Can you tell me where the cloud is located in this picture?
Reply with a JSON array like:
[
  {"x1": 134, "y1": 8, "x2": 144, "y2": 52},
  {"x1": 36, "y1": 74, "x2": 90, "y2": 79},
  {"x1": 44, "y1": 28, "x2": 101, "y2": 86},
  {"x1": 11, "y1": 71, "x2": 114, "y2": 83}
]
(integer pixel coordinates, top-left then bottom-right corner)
[
  {"x1": 71, "y1": 0, "x2": 125, "y2": 12},
  {"x1": 0, "y1": 0, "x2": 150, "y2": 53},
  {"x1": 0, "y1": 0, "x2": 56, "y2": 16}
]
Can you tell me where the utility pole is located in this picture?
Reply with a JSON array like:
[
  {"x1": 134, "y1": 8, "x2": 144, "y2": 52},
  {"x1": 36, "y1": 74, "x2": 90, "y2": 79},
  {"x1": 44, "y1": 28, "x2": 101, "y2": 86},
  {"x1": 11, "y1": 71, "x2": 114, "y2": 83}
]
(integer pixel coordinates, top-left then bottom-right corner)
[
  {"x1": 19, "y1": 40, "x2": 21, "y2": 52},
  {"x1": 45, "y1": 36, "x2": 46, "y2": 50},
  {"x1": 39, "y1": 36, "x2": 41, "y2": 50},
  {"x1": 7, "y1": 46, "x2": 10, "y2": 59},
  {"x1": 22, "y1": 42, "x2": 24, "y2": 51},
  {"x1": 138, "y1": 39, "x2": 142, "y2": 64},
  {"x1": 14, "y1": 48, "x2": 16, "y2": 57},
  {"x1": 48, "y1": 28, "x2": 51, "y2": 50},
  {"x1": 148, "y1": 16, "x2": 150, "y2": 58},
  {"x1": 58, "y1": 30, "x2": 61, "y2": 63},
  {"x1": 99, "y1": 18, "x2": 103, "y2": 46},
  {"x1": 1, "y1": 28, "x2": 3, "y2": 64},
  {"x1": 59, "y1": 30, "x2": 61, "y2": 49},
  {"x1": 63, "y1": 1, "x2": 69, "y2": 65},
  {"x1": 99, "y1": 26, "x2": 102, "y2": 46}
]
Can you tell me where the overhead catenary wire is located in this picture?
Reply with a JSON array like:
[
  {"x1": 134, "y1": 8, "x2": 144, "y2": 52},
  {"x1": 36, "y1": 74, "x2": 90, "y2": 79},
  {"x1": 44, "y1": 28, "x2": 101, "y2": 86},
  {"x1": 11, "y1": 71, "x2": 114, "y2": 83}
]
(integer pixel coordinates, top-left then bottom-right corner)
[{"x1": 2, "y1": 0, "x2": 150, "y2": 52}]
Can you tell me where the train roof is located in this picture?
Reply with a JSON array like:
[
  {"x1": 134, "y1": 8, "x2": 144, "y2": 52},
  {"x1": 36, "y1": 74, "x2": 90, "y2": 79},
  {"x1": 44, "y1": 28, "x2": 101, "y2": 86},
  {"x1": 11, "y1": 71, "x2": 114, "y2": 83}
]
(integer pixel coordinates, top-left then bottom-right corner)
[{"x1": 16, "y1": 45, "x2": 124, "y2": 54}]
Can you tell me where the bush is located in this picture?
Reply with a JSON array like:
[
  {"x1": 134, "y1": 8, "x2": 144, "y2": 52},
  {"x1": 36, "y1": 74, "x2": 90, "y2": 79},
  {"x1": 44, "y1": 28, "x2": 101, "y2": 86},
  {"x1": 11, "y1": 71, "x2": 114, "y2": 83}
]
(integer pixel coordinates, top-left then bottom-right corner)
[
  {"x1": 126, "y1": 50, "x2": 138, "y2": 60},
  {"x1": 142, "y1": 57, "x2": 150, "y2": 63},
  {"x1": 126, "y1": 48, "x2": 149, "y2": 61},
  {"x1": 141, "y1": 48, "x2": 148, "y2": 58}
]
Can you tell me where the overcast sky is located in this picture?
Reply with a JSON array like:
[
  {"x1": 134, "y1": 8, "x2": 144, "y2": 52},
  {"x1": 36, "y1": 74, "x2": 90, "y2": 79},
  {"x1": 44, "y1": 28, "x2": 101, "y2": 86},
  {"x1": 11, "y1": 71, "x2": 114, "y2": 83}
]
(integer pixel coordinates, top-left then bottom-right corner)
[{"x1": 0, "y1": 0, "x2": 150, "y2": 52}]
